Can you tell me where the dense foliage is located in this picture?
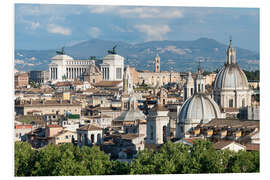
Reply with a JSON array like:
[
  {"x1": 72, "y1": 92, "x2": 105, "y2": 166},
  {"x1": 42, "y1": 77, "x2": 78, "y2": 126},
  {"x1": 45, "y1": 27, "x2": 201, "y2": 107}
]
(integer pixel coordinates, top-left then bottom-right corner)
[
  {"x1": 15, "y1": 140, "x2": 259, "y2": 176},
  {"x1": 243, "y1": 70, "x2": 260, "y2": 81}
]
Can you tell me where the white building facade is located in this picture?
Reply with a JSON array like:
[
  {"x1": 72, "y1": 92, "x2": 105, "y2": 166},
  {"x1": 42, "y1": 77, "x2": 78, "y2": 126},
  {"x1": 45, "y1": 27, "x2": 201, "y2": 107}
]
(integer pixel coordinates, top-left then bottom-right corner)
[
  {"x1": 49, "y1": 51, "x2": 124, "y2": 83},
  {"x1": 100, "y1": 54, "x2": 124, "y2": 81},
  {"x1": 49, "y1": 54, "x2": 94, "y2": 83}
]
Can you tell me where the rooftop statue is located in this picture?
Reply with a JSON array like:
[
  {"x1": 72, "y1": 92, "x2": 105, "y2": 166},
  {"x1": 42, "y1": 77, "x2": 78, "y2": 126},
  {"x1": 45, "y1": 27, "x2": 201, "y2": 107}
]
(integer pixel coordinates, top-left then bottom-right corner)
[
  {"x1": 108, "y1": 44, "x2": 118, "y2": 54},
  {"x1": 56, "y1": 47, "x2": 65, "y2": 55}
]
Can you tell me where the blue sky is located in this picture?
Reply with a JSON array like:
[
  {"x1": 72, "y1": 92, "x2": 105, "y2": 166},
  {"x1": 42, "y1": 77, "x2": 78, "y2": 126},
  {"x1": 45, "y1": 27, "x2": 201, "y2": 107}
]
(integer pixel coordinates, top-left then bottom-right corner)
[{"x1": 15, "y1": 4, "x2": 260, "y2": 52}]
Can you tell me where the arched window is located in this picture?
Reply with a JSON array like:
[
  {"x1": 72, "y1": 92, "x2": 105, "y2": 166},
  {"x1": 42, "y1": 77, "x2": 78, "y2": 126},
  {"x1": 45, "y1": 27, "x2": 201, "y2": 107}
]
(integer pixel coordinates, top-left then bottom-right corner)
[
  {"x1": 229, "y1": 99, "x2": 233, "y2": 108},
  {"x1": 91, "y1": 134, "x2": 95, "y2": 144},
  {"x1": 97, "y1": 133, "x2": 101, "y2": 144},
  {"x1": 242, "y1": 99, "x2": 245, "y2": 107},
  {"x1": 84, "y1": 134, "x2": 87, "y2": 145},
  {"x1": 150, "y1": 126, "x2": 154, "y2": 140},
  {"x1": 163, "y1": 126, "x2": 167, "y2": 143}
]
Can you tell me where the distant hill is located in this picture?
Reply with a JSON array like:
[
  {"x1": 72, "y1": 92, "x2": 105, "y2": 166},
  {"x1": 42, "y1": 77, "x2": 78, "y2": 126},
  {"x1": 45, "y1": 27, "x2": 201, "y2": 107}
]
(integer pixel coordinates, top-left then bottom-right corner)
[{"x1": 15, "y1": 38, "x2": 259, "y2": 72}]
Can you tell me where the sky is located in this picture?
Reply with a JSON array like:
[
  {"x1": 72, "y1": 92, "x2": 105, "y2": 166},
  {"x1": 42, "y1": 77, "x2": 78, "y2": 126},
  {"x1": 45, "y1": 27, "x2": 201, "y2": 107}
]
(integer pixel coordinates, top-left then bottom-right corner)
[{"x1": 15, "y1": 4, "x2": 260, "y2": 52}]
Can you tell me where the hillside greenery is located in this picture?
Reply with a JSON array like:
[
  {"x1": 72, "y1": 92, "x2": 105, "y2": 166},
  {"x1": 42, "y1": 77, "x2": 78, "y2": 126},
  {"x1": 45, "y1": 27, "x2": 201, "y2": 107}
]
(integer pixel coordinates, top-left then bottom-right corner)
[{"x1": 15, "y1": 140, "x2": 259, "y2": 176}]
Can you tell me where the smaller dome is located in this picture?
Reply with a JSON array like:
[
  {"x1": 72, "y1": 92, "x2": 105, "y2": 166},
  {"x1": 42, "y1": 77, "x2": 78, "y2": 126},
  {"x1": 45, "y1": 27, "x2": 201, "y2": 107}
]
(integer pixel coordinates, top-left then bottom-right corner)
[
  {"x1": 115, "y1": 110, "x2": 146, "y2": 121},
  {"x1": 178, "y1": 93, "x2": 222, "y2": 124},
  {"x1": 52, "y1": 54, "x2": 73, "y2": 60}
]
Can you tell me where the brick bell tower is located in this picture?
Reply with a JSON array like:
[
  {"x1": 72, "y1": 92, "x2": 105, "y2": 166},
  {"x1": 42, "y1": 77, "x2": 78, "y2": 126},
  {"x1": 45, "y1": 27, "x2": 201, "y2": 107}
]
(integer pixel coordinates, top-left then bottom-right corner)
[{"x1": 155, "y1": 54, "x2": 160, "y2": 73}]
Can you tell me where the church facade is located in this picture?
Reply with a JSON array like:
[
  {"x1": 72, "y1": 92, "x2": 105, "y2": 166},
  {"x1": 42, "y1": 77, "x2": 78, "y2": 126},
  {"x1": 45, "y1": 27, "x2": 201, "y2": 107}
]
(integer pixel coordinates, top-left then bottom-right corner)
[{"x1": 137, "y1": 54, "x2": 181, "y2": 87}]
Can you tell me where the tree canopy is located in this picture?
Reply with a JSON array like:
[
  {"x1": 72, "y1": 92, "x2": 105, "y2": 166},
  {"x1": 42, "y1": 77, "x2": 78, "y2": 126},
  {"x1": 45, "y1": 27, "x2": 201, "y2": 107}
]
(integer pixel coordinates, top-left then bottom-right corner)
[{"x1": 15, "y1": 140, "x2": 259, "y2": 176}]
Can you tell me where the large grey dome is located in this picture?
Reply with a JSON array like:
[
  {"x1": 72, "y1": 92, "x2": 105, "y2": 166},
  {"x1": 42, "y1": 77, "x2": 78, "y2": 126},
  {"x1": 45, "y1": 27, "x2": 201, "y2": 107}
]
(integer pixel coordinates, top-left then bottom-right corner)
[
  {"x1": 178, "y1": 93, "x2": 222, "y2": 124},
  {"x1": 213, "y1": 63, "x2": 249, "y2": 90}
]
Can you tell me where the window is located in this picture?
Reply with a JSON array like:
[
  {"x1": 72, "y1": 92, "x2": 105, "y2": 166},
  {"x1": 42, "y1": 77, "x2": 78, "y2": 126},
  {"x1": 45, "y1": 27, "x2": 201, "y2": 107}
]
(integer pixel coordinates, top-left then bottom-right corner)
[
  {"x1": 150, "y1": 126, "x2": 154, "y2": 140},
  {"x1": 163, "y1": 126, "x2": 167, "y2": 143},
  {"x1": 242, "y1": 99, "x2": 245, "y2": 107},
  {"x1": 116, "y1": 68, "x2": 122, "y2": 79},
  {"x1": 91, "y1": 134, "x2": 95, "y2": 143},
  {"x1": 65, "y1": 135, "x2": 69, "y2": 139},
  {"x1": 229, "y1": 99, "x2": 233, "y2": 108}
]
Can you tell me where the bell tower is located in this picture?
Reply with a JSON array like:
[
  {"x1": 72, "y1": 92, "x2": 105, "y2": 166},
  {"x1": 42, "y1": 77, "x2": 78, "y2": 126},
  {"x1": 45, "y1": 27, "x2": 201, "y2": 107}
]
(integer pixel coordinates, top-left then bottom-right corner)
[{"x1": 155, "y1": 54, "x2": 160, "y2": 73}]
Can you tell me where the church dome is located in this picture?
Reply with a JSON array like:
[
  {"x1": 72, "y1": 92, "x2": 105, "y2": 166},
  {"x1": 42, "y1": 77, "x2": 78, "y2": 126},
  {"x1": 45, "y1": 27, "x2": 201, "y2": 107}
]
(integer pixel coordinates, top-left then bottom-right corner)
[
  {"x1": 213, "y1": 40, "x2": 249, "y2": 90},
  {"x1": 178, "y1": 93, "x2": 222, "y2": 124},
  {"x1": 115, "y1": 110, "x2": 146, "y2": 121},
  {"x1": 213, "y1": 63, "x2": 249, "y2": 90}
]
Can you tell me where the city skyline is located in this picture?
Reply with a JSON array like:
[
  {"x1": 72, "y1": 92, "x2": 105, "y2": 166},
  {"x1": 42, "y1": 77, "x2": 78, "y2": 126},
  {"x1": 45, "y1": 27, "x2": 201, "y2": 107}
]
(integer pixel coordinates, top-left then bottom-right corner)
[{"x1": 15, "y1": 4, "x2": 259, "y2": 52}]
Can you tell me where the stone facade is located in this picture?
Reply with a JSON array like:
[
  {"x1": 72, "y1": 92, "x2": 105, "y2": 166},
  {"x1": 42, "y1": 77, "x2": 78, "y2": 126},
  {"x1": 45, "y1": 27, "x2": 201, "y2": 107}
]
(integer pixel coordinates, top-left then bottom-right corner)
[
  {"x1": 15, "y1": 72, "x2": 29, "y2": 88},
  {"x1": 77, "y1": 124, "x2": 104, "y2": 146},
  {"x1": 146, "y1": 105, "x2": 170, "y2": 145},
  {"x1": 15, "y1": 99, "x2": 82, "y2": 115},
  {"x1": 100, "y1": 54, "x2": 124, "y2": 81}
]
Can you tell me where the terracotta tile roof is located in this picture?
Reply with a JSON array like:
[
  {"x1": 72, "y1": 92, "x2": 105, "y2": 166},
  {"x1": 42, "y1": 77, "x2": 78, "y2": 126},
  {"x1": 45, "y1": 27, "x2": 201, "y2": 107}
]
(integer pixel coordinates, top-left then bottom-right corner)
[
  {"x1": 16, "y1": 99, "x2": 81, "y2": 107},
  {"x1": 244, "y1": 143, "x2": 260, "y2": 151},
  {"x1": 77, "y1": 124, "x2": 103, "y2": 131},
  {"x1": 15, "y1": 125, "x2": 32, "y2": 129},
  {"x1": 93, "y1": 81, "x2": 122, "y2": 87},
  {"x1": 54, "y1": 81, "x2": 72, "y2": 87},
  {"x1": 184, "y1": 138, "x2": 195, "y2": 145},
  {"x1": 202, "y1": 119, "x2": 259, "y2": 129},
  {"x1": 73, "y1": 81, "x2": 83, "y2": 86},
  {"x1": 121, "y1": 134, "x2": 140, "y2": 140},
  {"x1": 49, "y1": 130, "x2": 76, "y2": 138},
  {"x1": 213, "y1": 140, "x2": 246, "y2": 150},
  {"x1": 47, "y1": 124, "x2": 62, "y2": 128}
]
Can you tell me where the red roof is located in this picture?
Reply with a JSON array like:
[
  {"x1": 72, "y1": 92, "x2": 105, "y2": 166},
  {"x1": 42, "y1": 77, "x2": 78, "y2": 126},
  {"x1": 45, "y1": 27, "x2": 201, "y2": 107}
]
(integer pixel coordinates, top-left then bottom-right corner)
[
  {"x1": 47, "y1": 124, "x2": 62, "y2": 128},
  {"x1": 15, "y1": 125, "x2": 32, "y2": 129},
  {"x1": 245, "y1": 143, "x2": 260, "y2": 151},
  {"x1": 183, "y1": 138, "x2": 195, "y2": 145}
]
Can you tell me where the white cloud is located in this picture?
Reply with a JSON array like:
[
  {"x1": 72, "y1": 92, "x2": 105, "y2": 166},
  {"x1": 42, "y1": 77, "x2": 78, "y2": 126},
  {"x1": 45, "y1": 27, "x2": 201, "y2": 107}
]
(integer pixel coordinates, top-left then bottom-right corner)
[
  {"x1": 88, "y1": 6, "x2": 116, "y2": 14},
  {"x1": 29, "y1": 57, "x2": 36, "y2": 61},
  {"x1": 47, "y1": 24, "x2": 71, "y2": 35},
  {"x1": 88, "y1": 27, "x2": 101, "y2": 38},
  {"x1": 134, "y1": 24, "x2": 171, "y2": 41},
  {"x1": 31, "y1": 22, "x2": 40, "y2": 30},
  {"x1": 89, "y1": 6, "x2": 183, "y2": 19}
]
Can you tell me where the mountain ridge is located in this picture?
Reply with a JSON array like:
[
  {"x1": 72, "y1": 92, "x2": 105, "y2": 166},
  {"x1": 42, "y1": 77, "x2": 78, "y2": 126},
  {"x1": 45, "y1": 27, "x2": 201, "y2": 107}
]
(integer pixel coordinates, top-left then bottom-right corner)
[{"x1": 15, "y1": 37, "x2": 259, "y2": 72}]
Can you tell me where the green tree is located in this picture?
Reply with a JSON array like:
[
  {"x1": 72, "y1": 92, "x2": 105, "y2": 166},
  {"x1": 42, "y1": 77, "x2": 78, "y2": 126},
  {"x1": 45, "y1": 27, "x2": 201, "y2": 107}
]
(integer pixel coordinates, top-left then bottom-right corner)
[
  {"x1": 53, "y1": 148, "x2": 88, "y2": 176},
  {"x1": 129, "y1": 149, "x2": 156, "y2": 174},
  {"x1": 109, "y1": 160, "x2": 130, "y2": 175},
  {"x1": 227, "y1": 150, "x2": 259, "y2": 173},
  {"x1": 186, "y1": 140, "x2": 230, "y2": 173},
  {"x1": 32, "y1": 144, "x2": 62, "y2": 176},
  {"x1": 76, "y1": 145, "x2": 111, "y2": 175},
  {"x1": 15, "y1": 142, "x2": 37, "y2": 176}
]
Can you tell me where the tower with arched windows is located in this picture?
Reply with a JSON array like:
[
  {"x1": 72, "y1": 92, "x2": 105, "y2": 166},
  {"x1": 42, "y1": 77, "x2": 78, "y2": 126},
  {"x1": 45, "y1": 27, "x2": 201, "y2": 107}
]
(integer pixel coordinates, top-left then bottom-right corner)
[{"x1": 155, "y1": 54, "x2": 161, "y2": 73}]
